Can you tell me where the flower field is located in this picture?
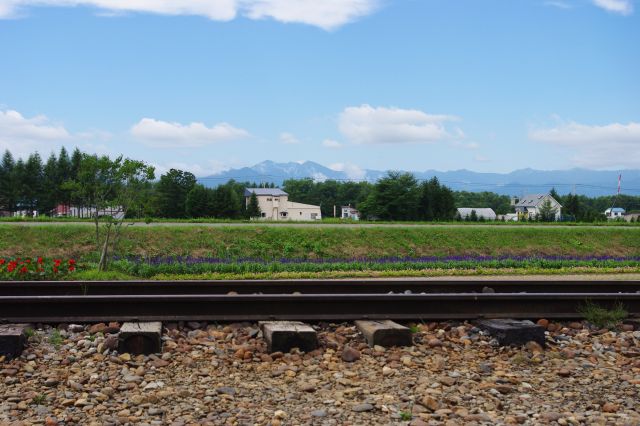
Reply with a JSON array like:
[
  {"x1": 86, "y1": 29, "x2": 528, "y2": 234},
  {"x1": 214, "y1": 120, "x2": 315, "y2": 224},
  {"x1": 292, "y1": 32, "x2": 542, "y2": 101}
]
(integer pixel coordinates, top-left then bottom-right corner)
[
  {"x1": 107, "y1": 255, "x2": 640, "y2": 278},
  {"x1": 0, "y1": 257, "x2": 78, "y2": 280},
  {"x1": 2, "y1": 224, "x2": 640, "y2": 280}
]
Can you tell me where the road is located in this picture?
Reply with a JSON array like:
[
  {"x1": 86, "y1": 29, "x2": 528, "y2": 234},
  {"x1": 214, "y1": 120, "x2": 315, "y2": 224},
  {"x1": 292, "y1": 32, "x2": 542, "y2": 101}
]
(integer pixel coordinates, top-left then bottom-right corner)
[{"x1": 1, "y1": 221, "x2": 639, "y2": 230}]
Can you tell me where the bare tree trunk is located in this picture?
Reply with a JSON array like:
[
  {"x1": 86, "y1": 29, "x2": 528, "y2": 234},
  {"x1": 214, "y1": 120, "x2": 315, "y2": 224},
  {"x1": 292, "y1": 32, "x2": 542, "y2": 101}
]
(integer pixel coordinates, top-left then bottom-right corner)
[
  {"x1": 98, "y1": 223, "x2": 112, "y2": 272},
  {"x1": 94, "y1": 211, "x2": 100, "y2": 246}
]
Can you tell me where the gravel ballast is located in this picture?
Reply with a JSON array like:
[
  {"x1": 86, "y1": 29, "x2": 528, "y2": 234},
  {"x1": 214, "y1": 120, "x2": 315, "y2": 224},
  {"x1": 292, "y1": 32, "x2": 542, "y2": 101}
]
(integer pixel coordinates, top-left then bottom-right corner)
[{"x1": 1, "y1": 320, "x2": 640, "y2": 425}]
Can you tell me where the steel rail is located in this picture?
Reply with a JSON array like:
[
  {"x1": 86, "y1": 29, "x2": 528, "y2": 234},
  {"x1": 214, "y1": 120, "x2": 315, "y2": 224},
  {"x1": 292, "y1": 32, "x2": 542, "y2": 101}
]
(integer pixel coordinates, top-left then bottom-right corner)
[
  {"x1": 1, "y1": 293, "x2": 639, "y2": 322},
  {"x1": 2, "y1": 279, "x2": 640, "y2": 296}
]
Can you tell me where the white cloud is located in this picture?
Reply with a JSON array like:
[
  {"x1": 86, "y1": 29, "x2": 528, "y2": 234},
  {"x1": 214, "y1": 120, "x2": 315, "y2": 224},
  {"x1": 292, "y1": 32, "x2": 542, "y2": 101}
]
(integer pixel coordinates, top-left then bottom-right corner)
[
  {"x1": 529, "y1": 120, "x2": 640, "y2": 168},
  {"x1": 329, "y1": 162, "x2": 366, "y2": 180},
  {"x1": 131, "y1": 117, "x2": 249, "y2": 148},
  {"x1": 0, "y1": 0, "x2": 379, "y2": 29},
  {"x1": 592, "y1": 0, "x2": 633, "y2": 15},
  {"x1": 545, "y1": 1, "x2": 572, "y2": 9},
  {"x1": 321, "y1": 139, "x2": 342, "y2": 149},
  {"x1": 279, "y1": 132, "x2": 300, "y2": 144},
  {"x1": 474, "y1": 154, "x2": 490, "y2": 163},
  {"x1": 243, "y1": 0, "x2": 379, "y2": 31},
  {"x1": 311, "y1": 172, "x2": 328, "y2": 182},
  {"x1": 0, "y1": 108, "x2": 108, "y2": 157},
  {"x1": 339, "y1": 104, "x2": 461, "y2": 145},
  {"x1": 0, "y1": 109, "x2": 70, "y2": 142},
  {"x1": 152, "y1": 160, "x2": 231, "y2": 177}
]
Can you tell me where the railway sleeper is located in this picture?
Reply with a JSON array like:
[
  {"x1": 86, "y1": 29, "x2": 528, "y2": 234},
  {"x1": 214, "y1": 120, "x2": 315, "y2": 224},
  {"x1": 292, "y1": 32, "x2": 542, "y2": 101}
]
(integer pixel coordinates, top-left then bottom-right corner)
[
  {"x1": 0, "y1": 324, "x2": 29, "y2": 361},
  {"x1": 355, "y1": 320, "x2": 413, "y2": 348},
  {"x1": 477, "y1": 319, "x2": 545, "y2": 347},
  {"x1": 259, "y1": 321, "x2": 318, "y2": 353},
  {"x1": 118, "y1": 321, "x2": 163, "y2": 355}
]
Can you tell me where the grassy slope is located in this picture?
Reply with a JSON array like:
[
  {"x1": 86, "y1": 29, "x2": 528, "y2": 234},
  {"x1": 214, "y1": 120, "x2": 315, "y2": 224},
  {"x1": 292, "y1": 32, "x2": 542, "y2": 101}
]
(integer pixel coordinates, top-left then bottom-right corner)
[{"x1": 2, "y1": 224, "x2": 640, "y2": 260}]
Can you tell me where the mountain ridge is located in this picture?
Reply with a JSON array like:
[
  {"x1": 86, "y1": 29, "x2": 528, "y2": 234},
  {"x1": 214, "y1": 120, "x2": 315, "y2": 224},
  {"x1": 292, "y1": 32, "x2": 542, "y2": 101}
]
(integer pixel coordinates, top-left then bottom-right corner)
[{"x1": 198, "y1": 160, "x2": 640, "y2": 197}]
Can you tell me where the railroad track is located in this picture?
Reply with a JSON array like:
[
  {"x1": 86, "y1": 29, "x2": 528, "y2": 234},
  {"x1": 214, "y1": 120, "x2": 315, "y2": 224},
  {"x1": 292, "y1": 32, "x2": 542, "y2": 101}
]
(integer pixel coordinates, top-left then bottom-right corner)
[{"x1": 1, "y1": 279, "x2": 639, "y2": 323}]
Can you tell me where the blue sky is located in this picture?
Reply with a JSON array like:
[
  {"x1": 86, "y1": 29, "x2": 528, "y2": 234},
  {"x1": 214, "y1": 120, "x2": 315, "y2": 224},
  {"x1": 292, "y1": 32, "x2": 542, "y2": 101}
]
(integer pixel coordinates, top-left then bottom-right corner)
[{"x1": 1, "y1": 0, "x2": 638, "y2": 177}]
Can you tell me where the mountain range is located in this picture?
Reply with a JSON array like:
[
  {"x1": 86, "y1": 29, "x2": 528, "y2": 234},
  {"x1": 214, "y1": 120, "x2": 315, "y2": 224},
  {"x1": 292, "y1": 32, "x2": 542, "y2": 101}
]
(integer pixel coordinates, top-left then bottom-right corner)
[{"x1": 198, "y1": 160, "x2": 640, "y2": 197}]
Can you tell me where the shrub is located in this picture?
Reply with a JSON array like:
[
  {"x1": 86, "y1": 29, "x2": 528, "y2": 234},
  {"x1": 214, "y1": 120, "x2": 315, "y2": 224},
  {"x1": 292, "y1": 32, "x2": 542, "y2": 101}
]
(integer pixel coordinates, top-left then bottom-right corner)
[{"x1": 579, "y1": 301, "x2": 628, "y2": 329}]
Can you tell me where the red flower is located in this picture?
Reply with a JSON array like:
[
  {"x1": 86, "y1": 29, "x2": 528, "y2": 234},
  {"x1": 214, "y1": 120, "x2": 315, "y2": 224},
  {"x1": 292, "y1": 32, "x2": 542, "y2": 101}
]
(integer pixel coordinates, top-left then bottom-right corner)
[
  {"x1": 19, "y1": 266, "x2": 27, "y2": 274},
  {"x1": 37, "y1": 257, "x2": 43, "y2": 264},
  {"x1": 68, "y1": 265, "x2": 75, "y2": 272},
  {"x1": 53, "y1": 266, "x2": 59, "y2": 273},
  {"x1": 26, "y1": 259, "x2": 31, "y2": 264},
  {"x1": 68, "y1": 259, "x2": 76, "y2": 265},
  {"x1": 0, "y1": 259, "x2": 5, "y2": 265},
  {"x1": 54, "y1": 259, "x2": 62, "y2": 266}
]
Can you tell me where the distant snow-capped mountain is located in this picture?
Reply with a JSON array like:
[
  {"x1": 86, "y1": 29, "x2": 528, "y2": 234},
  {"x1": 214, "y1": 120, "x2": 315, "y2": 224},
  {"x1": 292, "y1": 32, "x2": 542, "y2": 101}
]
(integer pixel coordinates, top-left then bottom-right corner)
[{"x1": 198, "y1": 160, "x2": 640, "y2": 197}]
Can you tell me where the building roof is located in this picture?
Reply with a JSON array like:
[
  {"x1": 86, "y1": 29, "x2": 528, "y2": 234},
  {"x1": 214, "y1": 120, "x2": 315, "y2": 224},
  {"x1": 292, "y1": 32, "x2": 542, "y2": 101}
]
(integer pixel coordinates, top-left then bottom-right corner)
[
  {"x1": 244, "y1": 188, "x2": 288, "y2": 197},
  {"x1": 605, "y1": 207, "x2": 626, "y2": 213},
  {"x1": 457, "y1": 208, "x2": 496, "y2": 217},
  {"x1": 515, "y1": 194, "x2": 560, "y2": 208}
]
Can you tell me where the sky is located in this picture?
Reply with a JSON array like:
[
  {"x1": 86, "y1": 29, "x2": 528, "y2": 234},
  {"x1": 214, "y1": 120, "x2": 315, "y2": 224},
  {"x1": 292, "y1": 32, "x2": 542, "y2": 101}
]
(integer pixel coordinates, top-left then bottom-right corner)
[{"x1": 0, "y1": 0, "x2": 639, "y2": 177}]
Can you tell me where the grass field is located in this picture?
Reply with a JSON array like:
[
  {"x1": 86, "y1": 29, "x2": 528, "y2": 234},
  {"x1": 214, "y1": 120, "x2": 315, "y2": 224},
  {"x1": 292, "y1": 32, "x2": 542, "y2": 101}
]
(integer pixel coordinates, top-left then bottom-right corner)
[
  {"x1": 3, "y1": 224, "x2": 640, "y2": 279},
  {"x1": 1, "y1": 216, "x2": 638, "y2": 226},
  {"x1": 2, "y1": 224, "x2": 640, "y2": 259}
]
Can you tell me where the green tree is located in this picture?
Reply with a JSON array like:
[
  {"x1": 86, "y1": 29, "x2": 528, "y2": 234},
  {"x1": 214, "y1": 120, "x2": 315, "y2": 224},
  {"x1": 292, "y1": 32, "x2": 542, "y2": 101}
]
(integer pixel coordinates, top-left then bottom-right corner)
[
  {"x1": 57, "y1": 147, "x2": 73, "y2": 210},
  {"x1": 564, "y1": 194, "x2": 580, "y2": 221},
  {"x1": 419, "y1": 177, "x2": 456, "y2": 221},
  {"x1": 359, "y1": 172, "x2": 419, "y2": 220},
  {"x1": 538, "y1": 199, "x2": 558, "y2": 222},
  {"x1": 210, "y1": 183, "x2": 242, "y2": 218},
  {"x1": 155, "y1": 169, "x2": 197, "y2": 218},
  {"x1": 67, "y1": 154, "x2": 154, "y2": 270},
  {"x1": 185, "y1": 184, "x2": 213, "y2": 218},
  {"x1": 41, "y1": 153, "x2": 59, "y2": 214},
  {"x1": 246, "y1": 192, "x2": 261, "y2": 219},
  {"x1": 65, "y1": 154, "x2": 120, "y2": 243},
  {"x1": 0, "y1": 151, "x2": 16, "y2": 212},
  {"x1": 22, "y1": 153, "x2": 44, "y2": 212}
]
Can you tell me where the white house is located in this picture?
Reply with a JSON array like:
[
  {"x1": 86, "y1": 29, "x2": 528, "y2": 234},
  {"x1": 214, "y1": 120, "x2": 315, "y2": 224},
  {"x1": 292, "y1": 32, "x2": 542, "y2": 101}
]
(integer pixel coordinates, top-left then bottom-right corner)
[
  {"x1": 604, "y1": 207, "x2": 625, "y2": 219},
  {"x1": 457, "y1": 208, "x2": 496, "y2": 221},
  {"x1": 244, "y1": 188, "x2": 322, "y2": 221},
  {"x1": 341, "y1": 205, "x2": 360, "y2": 220},
  {"x1": 514, "y1": 194, "x2": 562, "y2": 221}
]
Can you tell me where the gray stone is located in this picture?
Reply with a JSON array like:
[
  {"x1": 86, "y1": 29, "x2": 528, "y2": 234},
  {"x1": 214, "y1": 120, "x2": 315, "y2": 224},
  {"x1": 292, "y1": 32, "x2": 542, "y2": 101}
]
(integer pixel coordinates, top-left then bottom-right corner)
[
  {"x1": 355, "y1": 320, "x2": 412, "y2": 347},
  {"x1": 352, "y1": 403, "x2": 374, "y2": 412},
  {"x1": 342, "y1": 346, "x2": 361, "y2": 362},
  {"x1": 68, "y1": 324, "x2": 85, "y2": 333},
  {"x1": 118, "y1": 322, "x2": 162, "y2": 355},
  {"x1": 477, "y1": 319, "x2": 545, "y2": 347},
  {"x1": 310, "y1": 409, "x2": 327, "y2": 417},
  {"x1": 216, "y1": 386, "x2": 236, "y2": 396},
  {"x1": 0, "y1": 324, "x2": 29, "y2": 360},
  {"x1": 259, "y1": 321, "x2": 317, "y2": 353}
]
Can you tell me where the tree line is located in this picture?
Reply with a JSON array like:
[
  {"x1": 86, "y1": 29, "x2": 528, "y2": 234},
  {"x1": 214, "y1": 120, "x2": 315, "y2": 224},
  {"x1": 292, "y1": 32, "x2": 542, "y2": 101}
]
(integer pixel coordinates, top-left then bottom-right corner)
[{"x1": 1, "y1": 148, "x2": 639, "y2": 222}]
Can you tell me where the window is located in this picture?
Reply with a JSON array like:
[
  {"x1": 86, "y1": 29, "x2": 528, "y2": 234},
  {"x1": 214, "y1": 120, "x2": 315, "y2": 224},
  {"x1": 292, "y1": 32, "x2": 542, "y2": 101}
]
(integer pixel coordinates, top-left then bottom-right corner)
[
  {"x1": 267, "y1": 198, "x2": 272, "y2": 201},
  {"x1": 261, "y1": 212, "x2": 266, "y2": 217},
  {"x1": 280, "y1": 212, "x2": 288, "y2": 217}
]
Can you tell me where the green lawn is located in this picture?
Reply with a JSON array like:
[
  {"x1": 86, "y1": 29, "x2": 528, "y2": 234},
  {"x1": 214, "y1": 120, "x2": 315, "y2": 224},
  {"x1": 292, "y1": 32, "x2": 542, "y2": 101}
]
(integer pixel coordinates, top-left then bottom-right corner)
[{"x1": 2, "y1": 224, "x2": 640, "y2": 260}]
